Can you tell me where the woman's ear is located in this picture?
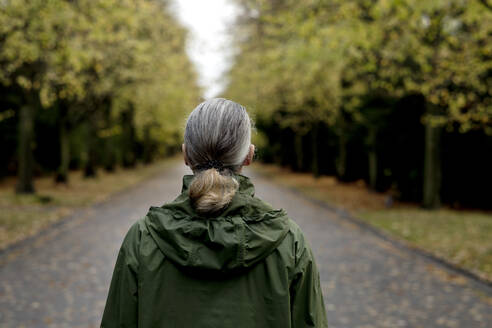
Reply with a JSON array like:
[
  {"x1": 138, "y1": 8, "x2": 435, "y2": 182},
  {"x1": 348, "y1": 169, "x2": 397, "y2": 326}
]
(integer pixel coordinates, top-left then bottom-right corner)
[
  {"x1": 182, "y1": 144, "x2": 189, "y2": 166},
  {"x1": 242, "y1": 144, "x2": 255, "y2": 166}
]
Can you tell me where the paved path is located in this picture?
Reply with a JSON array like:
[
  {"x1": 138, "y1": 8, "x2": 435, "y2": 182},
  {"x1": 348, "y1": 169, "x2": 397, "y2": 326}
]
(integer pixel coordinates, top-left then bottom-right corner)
[{"x1": 0, "y1": 162, "x2": 491, "y2": 327}]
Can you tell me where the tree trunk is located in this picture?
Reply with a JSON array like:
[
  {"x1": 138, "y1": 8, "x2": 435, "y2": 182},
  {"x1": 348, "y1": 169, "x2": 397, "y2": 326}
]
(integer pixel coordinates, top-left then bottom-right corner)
[
  {"x1": 55, "y1": 116, "x2": 70, "y2": 183},
  {"x1": 103, "y1": 139, "x2": 117, "y2": 172},
  {"x1": 16, "y1": 104, "x2": 36, "y2": 193},
  {"x1": 422, "y1": 105, "x2": 442, "y2": 209},
  {"x1": 121, "y1": 105, "x2": 136, "y2": 168},
  {"x1": 311, "y1": 123, "x2": 320, "y2": 178},
  {"x1": 294, "y1": 133, "x2": 303, "y2": 171},
  {"x1": 103, "y1": 107, "x2": 117, "y2": 172},
  {"x1": 143, "y1": 126, "x2": 153, "y2": 164},
  {"x1": 336, "y1": 131, "x2": 347, "y2": 180},
  {"x1": 368, "y1": 126, "x2": 378, "y2": 190},
  {"x1": 84, "y1": 119, "x2": 98, "y2": 178}
]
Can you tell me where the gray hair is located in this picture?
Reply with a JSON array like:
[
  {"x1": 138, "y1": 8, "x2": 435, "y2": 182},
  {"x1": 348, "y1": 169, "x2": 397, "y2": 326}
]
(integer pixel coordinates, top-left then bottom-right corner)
[{"x1": 184, "y1": 98, "x2": 252, "y2": 214}]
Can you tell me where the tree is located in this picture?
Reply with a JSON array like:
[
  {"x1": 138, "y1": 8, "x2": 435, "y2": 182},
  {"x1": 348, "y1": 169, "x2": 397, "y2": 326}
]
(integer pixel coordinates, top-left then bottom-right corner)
[
  {"x1": 0, "y1": 0, "x2": 201, "y2": 189},
  {"x1": 225, "y1": 0, "x2": 491, "y2": 209}
]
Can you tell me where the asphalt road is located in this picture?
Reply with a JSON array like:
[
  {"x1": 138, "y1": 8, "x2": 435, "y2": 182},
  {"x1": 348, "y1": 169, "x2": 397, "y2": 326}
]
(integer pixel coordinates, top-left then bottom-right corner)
[{"x1": 0, "y1": 162, "x2": 491, "y2": 327}]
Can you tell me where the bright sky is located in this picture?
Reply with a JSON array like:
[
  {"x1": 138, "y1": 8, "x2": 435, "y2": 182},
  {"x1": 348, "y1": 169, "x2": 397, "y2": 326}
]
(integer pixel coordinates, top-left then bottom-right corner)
[{"x1": 170, "y1": 0, "x2": 239, "y2": 99}]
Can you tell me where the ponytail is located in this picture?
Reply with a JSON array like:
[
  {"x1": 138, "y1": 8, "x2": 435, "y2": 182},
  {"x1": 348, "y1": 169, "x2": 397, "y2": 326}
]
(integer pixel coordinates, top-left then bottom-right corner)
[{"x1": 189, "y1": 168, "x2": 239, "y2": 214}]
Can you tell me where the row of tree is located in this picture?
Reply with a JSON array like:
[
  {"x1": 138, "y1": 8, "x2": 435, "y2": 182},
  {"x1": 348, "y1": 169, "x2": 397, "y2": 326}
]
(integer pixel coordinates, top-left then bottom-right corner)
[
  {"x1": 0, "y1": 0, "x2": 201, "y2": 193},
  {"x1": 225, "y1": 0, "x2": 491, "y2": 209}
]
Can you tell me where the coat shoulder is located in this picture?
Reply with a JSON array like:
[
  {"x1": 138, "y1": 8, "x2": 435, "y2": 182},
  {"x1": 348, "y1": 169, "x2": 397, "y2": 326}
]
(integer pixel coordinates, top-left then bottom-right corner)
[
  {"x1": 118, "y1": 217, "x2": 152, "y2": 266},
  {"x1": 121, "y1": 217, "x2": 147, "y2": 247},
  {"x1": 273, "y1": 217, "x2": 316, "y2": 277},
  {"x1": 285, "y1": 218, "x2": 312, "y2": 257}
]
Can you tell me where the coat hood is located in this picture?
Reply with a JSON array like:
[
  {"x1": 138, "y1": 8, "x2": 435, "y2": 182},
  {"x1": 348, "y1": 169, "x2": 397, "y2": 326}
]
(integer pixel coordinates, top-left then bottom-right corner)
[{"x1": 144, "y1": 173, "x2": 290, "y2": 274}]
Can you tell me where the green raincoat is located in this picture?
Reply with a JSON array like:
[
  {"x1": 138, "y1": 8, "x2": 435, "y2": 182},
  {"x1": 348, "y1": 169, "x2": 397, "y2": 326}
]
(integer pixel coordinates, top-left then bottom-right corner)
[{"x1": 101, "y1": 173, "x2": 328, "y2": 327}]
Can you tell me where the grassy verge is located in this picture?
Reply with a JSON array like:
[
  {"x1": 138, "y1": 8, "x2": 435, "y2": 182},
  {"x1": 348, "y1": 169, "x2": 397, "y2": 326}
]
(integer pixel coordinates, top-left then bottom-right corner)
[
  {"x1": 0, "y1": 156, "x2": 180, "y2": 251},
  {"x1": 251, "y1": 162, "x2": 492, "y2": 282}
]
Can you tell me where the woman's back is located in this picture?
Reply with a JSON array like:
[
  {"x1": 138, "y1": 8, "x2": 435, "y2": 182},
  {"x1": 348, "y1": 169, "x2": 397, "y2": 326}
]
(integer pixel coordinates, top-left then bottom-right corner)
[
  {"x1": 101, "y1": 98, "x2": 327, "y2": 327},
  {"x1": 101, "y1": 173, "x2": 327, "y2": 327}
]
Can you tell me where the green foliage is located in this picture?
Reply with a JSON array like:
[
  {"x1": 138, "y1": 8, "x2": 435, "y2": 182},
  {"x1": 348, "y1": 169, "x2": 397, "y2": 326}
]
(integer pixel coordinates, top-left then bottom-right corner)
[
  {"x1": 0, "y1": 0, "x2": 200, "y2": 178},
  {"x1": 225, "y1": 0, "x2": 491, "y2": 133},
  {"x1": 225, "y1": 0, "x2": 491, "y2": 208}
]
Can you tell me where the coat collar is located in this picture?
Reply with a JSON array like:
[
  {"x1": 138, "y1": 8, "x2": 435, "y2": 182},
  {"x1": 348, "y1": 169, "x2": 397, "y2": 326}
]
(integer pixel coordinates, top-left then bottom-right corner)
[{"x1": 145, "y1": 172, "x2": 290, "y2": 273}]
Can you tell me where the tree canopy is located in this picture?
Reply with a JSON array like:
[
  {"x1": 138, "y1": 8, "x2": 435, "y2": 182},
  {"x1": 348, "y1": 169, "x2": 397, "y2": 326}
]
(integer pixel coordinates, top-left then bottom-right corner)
[
  {"x1": 224, "y1": 0, "x2": 491, "y2": 209},
  {"x1": 0, "y1": 0, "x2": 201, "y2": 190},
  {"x1": 225, "y1": 0, "x2": 491, "y2": 133}
]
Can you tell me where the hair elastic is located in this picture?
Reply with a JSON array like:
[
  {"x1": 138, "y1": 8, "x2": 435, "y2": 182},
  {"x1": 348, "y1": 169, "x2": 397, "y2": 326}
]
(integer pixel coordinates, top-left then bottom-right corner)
[{"x1": 195, "y1": 159, "x2": 224, "y2": 171}]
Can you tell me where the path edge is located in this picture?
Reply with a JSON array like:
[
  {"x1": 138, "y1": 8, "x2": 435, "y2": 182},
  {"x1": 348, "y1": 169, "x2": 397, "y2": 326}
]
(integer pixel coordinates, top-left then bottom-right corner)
[
  {"x1": 250, "y1": 166, "x2": 492, "y2": 291},
  {"x1": 0, "y1": 158, "x2": 180, "y2": 260}
]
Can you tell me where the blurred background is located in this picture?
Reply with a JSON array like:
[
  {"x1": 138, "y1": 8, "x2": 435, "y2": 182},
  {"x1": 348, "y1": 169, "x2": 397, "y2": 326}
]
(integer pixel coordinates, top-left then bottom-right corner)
[{"x1": 0, "y1": 0, "x2": 491, "y2": 305}]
